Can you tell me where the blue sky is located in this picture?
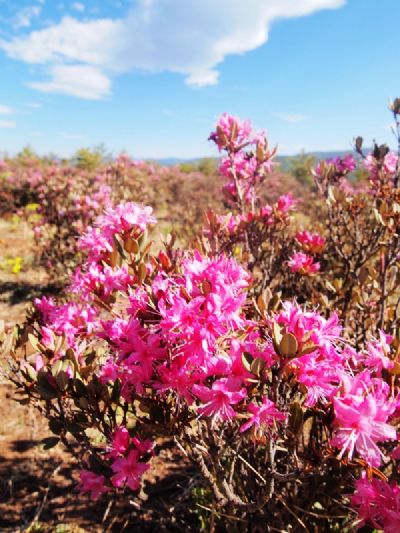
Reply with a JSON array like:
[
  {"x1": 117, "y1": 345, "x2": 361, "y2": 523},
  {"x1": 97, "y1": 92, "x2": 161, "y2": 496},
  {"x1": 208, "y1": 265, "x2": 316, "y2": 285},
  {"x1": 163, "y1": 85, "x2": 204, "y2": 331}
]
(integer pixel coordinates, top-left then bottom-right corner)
[{"x1": 0, "y1": 0, "x2": 399, "y2": 158}]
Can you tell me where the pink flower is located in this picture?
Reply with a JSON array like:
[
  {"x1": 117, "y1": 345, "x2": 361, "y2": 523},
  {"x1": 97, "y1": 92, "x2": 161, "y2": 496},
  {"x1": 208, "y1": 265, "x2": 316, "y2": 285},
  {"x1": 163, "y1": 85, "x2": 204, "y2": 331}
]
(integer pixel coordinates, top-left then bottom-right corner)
[
  {"x1": 276, "y1": 194, "x2": 296, "y2": 213},
  {"x1": 383, "y1": 151, "x2": 398, "y2": 174},
  {"x1": 364, "y1": 151, "x2": 399, "y2": 188},
  {"x1": 111, "y1": 449, "x2": 150, "y2": 491},
  {"x1": 35, "y1": 300, "x2": 98, "y2": 345},
  {"x1": 364, "y1": 331, "x2": 394, "y2": 374},
  {"x1": 331, "y1": 372, "x2": 396, "y2": 466},
  {"x1": 288, "y1": 252, "x2": 320, "y2": 275},
  {"x1": 158, "y1": 252, "x2": 249, "y2": 371},
  {"x1": 240, "y1": 397, "x2": 286, "y2": 433},
  {"x1": 209, "y1": 114, "x2": 252, "y2": 151},
  {"x1": 108, "y1": 426, "x2": 130, "y2": 459},
  {"x1": 79, "y1": 470, "x2": 108, "y2": 500},
  {"x1": 79, "y1": 202, "x2": 156, "y2": 261},
  {"x1": 192, "y1": 377, "x2": 246, "y2": 421},
  {"x1": 331, "y1": 155, "x2": 356, "y2": 175},
  {"x1": 295, "y1": 231, "x2": 325, "y2": 254},
  {"x1": 215, "y1": 213, "x2": 244, "y2": 235},
  {"x1": 351, "y1": 475, "x2": 400, "y2": 532},
  {"x1": 276, "y1": 302, "x2": 345, "y2": 405}
]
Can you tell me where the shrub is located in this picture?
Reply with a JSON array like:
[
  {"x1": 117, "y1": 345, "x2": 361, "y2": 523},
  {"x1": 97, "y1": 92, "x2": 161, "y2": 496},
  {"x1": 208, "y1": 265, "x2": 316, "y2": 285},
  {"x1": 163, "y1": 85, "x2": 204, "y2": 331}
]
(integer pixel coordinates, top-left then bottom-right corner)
[{"x1": 2, "y1": 101, "x2": 400, "y2": 531}]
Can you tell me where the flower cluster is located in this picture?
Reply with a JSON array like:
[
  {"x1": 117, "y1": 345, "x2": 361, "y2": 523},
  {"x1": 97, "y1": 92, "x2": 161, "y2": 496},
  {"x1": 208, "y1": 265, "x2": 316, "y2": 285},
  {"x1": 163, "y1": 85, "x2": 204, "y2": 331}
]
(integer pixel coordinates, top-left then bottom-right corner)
[
  {"x1": 351, "y1": 476, "x2": 400, "y2": 532},
  {"x1": 210, "y1": 113, "x2": 276, "y2": 208}
]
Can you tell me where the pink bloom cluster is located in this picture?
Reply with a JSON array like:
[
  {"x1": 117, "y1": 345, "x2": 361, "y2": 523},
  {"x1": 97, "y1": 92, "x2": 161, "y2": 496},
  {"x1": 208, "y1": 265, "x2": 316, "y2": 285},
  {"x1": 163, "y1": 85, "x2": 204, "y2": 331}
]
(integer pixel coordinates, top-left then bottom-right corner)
[
  {"x1": 331, "y1": 370, "x2": 396, "y2": 467},
  {"x1": 289, "y1": 230, "x2": 324, "y2": 275},
  {"x1": 31, "y1": 199, "x2": 399, "y2": 511},
  {"x1": 109, "y1": 428, "x2": 152, "y2": 491},
  {"x1": 277, "y1": 302, "x2": 343, "y2": 406},
  {"x1": 315, "y1": 154, "x2": 356, "y2": 179},
  {"x1": 329, "y1": 154, "x2": 356, "y2": 175},
  {"x1": 210, "y1": 114, "x2": 275, "y2": 208},
  {"x1": 288, "y1": 252, "x2": 320, "y2": 275},
  {"x1": 34, "y1": 296, "x2": 98, "y2": 346},
  {"x1": 79, "y1": 202, "x2": 156, "y2": 262},
  {"x1": 365, "y1": 151, "x2": 398, "y2": 180},
  {"x1": 209, "y1": 113, "x2": 252, "y2": 152},
  {"x1": 295, "y1": 230, "x2": 325, "y2": 254},
  {"x1": 351, "y1": 475, "x2": 400, "y2": 532},
  {"x1": 79, "y1": 426, "x2": 152, "y2": 498},
  {"x1": 240, "y1": 397, "x2": 286, "y2": 433}
]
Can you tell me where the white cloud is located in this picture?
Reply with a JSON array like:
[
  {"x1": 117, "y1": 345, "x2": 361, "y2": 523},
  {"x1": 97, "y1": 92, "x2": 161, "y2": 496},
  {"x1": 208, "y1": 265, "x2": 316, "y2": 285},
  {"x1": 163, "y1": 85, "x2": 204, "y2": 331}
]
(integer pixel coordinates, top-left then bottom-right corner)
[
  {"x1": 273, "y1": 112, "x2": 308, "y2": 124},
  {"x1": 1, "y1": 0, "x2": 346, "y2": 98},
  {"x1": 0, "y1": 105, "x2": 13, "y2": 115},
  {"x1": 72, "y1": 2, "x2": 85, "y2": 12},
  {"x1": 29, "y1": 64, "x2": 111, "y2": 99},
  {"x1": 0, "y1": 120, "x2": 16, "y2": 128},
  {"x1": 13, "y1": 5, "x2": 42, "y2": 30},
  {"x1": 25, "y1": 102, "x2": 42, "y2": 108}
]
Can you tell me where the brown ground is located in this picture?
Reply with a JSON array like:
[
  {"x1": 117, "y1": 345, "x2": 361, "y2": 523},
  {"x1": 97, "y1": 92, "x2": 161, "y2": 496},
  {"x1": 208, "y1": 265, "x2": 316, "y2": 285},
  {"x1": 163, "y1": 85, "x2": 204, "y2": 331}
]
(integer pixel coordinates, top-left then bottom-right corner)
[{"x1": 0, "y1": 220, "x2": 201, "y2": 532}]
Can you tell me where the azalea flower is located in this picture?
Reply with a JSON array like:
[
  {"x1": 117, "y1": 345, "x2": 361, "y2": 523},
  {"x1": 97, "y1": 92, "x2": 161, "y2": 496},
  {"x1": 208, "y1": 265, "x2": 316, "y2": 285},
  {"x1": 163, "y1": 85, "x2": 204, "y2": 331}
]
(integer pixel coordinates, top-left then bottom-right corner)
[
  {"x1": 107, "y1": 426, "x2": 130, "y2": 459},
  {"x1": 111, "y1": 449, "x2": 150, "y2": 491},
  {"x1": 331, "y1": 371, "x2": 396, "y2": 466},
  {"x1": 192, "y1": 377, "x2": 246, "y2": 421},
  {"x1": 240, "y1": 397, "x2": 286, "y2": 433},
  {"x1": 288, "y1": 252, "x2": 320, "y2": 275},
  {"x1": 295, "y1": 230, "x2": 326, "y2": 254},
  {"x1": 209, "y1": 113, "x2": 252, "y2": 151},
  {"x1": 276, "y1": 194, "x2": 296, "y2": 213},
  {"x1": 351, "y1": 475, "x2": 400, "y2": 532},
  {"x1": 79, "y1": 470, "x2": 108, "y2": 500}
]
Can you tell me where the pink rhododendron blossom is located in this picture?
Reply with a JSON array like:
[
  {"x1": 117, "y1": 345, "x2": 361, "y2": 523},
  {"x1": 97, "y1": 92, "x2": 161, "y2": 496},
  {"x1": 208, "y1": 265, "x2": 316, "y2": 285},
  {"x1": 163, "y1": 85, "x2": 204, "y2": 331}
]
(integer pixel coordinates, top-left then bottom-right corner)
[
  {"x1": 79, "y1": 470, "x2": 108, "y2": 500},
  {"x1": 276, "y1": 302, "x2": 344, "y2": 405},
  {"x1": 215, "y1": 213, "x2": 244, "y2": 235},
  {"x1": 364, "y1": 331, "x2": 394, "y2": 374},
  {"x1": 276, "y1": 194, "x2": 296, "y2": 213},
  {"x1": 331, "y1": 371, "x2": 396, "y2": 466},
  {"x1": 192, "y1": 377, "x2": 246, "y2": 421},
  {"x1": 295, "y1": 230, "x2": 325, "y2": 254},
  {"x1": 240, "y1": 397, "x2": 286, "y2": 433},
  {"x1": 79, "y1": 202, "x2": 156, "y2": 262},
  {"x1": 288, "y1": 252, "x2": 320, "y2": 275},
  {"x1": 111, "y1": 449, "x2": 150, "y2": 491},
  {"x1": 351, "y1": 475, "x2": 400, "y2": 532},
  {"x1": 315, "y1": 154, "x2": 355, "y2": 179},
  {"x1": 71, "y1": 263, "x2": 133, "y2": 298},
  {"x1": 34, "y1": 298, "x2": 98, "y2": 345},
  {"x1": 158, "y1": 252, "x2": 249, "y2": 369},
  {"x1": 330, "y1": 154, "x2": 356, "y2": 175},
  {"x1": 108, "y1": 426, "x2": 130, "y2": 459},
  {"x1": 365, "y1": 151, "x2": 398, "y2": 179},
  {"x1": 209, "y1": 113, "x2": 252, "y2": 151}
]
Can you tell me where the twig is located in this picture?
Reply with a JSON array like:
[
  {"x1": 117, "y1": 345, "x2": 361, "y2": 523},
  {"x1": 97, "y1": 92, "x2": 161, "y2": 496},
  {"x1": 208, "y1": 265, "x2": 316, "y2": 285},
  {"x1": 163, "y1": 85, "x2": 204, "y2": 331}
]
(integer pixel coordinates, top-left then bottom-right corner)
[
  {"x1": 277, "y1": 495, "x2": 310, "y2": 533},
  {"x1": 235, "y1": 452, "x2": 267, "y2": 484}
]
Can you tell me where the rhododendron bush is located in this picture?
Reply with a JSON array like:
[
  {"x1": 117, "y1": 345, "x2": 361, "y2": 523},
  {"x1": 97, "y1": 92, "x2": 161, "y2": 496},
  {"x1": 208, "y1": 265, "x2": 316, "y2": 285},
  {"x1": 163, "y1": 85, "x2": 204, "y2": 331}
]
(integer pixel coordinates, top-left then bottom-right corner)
[
  {"x1": 2, "y1": 100, "x2": 400, "y2": 531},
  {"x1": 0, "y1": 153, "x2": 224, "y2": 284}
]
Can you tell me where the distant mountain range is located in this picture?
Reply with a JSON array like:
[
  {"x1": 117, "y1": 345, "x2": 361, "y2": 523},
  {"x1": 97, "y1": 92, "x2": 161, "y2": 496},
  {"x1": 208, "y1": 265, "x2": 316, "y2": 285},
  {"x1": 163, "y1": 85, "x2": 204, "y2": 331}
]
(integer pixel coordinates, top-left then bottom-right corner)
[{"x1": 152, "y1": 150, "x2": 357, "y2": 168}]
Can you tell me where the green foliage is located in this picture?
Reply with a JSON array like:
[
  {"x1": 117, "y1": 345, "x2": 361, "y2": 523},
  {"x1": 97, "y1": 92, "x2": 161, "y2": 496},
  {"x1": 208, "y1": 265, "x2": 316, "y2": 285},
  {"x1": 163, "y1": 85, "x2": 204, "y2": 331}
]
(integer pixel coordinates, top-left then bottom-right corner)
[
  {"x1": 180, "y1": 158, "x2": 218, "y2": 175},
  {"x1": 17, "y1": 145, "x2": 38, "y2": 161},
  {"x1": 287, "y1": 151, "x2": 317, "y2": 187},
  {"x1": 73, "y1": 148, "x2": 104, "y2": 171},
  {"x1": 197, "y1": 157, "x2": 218, "y2": 176}
]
